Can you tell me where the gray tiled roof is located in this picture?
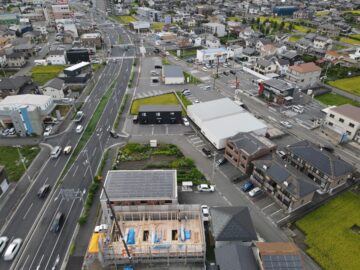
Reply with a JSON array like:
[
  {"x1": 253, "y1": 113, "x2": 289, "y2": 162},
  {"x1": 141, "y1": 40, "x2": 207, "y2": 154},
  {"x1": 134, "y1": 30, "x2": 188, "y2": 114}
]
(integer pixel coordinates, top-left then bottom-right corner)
[
  {"x1": 228, "y1": 132, "x2": 276, "y2": 156},
  {"x1": 215, "y1": 243, "x2": 259, "y2": 270},
  {"x1": 163, "y1": 65, "x2": 184, "y2": 78},
  {"x1": 210, "y1": 206, "x2": 257, "y2": 242},
  {"x1": 44, "y1": 78, "x2": 64, "y2": 89},
  {"x1": 0, "y1": 76, "x2": 31, "y2": 90},
  {"x1": 286, "y1": 140, "x2": 354, "y2": 178}
]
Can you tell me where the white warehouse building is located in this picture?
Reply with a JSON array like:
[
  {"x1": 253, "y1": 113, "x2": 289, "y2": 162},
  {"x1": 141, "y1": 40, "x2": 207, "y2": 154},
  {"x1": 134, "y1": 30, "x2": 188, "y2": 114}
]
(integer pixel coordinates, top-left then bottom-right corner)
[
  {"x1": 187, "y1": 98, "x2": 267, "y2": 149},
  {"x1": 196, "y1": 48, "x2": 228, "y2": 65}
]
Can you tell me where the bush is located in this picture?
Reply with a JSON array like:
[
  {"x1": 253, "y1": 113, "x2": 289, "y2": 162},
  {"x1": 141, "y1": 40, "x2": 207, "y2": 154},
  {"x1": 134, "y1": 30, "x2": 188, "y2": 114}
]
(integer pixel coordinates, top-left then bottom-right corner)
[
  {"x1": 78, "y1": 215, "x2": 87, "y2": 225},
  {"x1": 170, "y1": 157, "x2": 194, "y2": 168}
]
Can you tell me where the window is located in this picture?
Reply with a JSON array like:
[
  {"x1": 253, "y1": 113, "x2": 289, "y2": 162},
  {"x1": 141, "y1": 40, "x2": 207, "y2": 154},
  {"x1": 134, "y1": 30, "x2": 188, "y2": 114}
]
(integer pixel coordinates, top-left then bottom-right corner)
[
  {"x1": 349, "y1": 122, "x2": 355, "y2": 128},
  {"x1": 142, "y1": 113, "x2": 146, "y2": 116},
  {"x1": 170, "y1": 112, "x2": 174, "y2": 115},
  {"x1": 156, "y1": 112, "x2": 161, "y2": 116},
  {"x1": 346, "y1": 131, "x2": 351, "y2": 136},
  {"x1": 328, "y1": 122, "x2": 333, "y2": 126},
  {"x1": 339, "y1": 118, "x2": 344, "y2": 123},
  {"x1": 329, "y1": 114, "x2": 334, "y2": 118}
]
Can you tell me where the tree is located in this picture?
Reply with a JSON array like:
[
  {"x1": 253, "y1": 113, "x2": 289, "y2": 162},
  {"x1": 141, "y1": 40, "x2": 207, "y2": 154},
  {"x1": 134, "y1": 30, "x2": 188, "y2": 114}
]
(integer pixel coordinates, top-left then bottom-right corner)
[
  {"x1": 279, "y1": 21, "x2": 285, "y2": 30},
  {"x1": 288, "y1": 23, "x2": 294, "y2": 32},
  {"x1": 242, "y1": 18, "x2": 247, "y2": 25},
  {"x1": 251, "y1": 18, "x2": 256, "y2": 24},
  {"x1": 256, "y1": 17, "x2": 260, "y2": 25},
  {"x1": 265, "y1": 26, "x2": 270, "y2": 35}
]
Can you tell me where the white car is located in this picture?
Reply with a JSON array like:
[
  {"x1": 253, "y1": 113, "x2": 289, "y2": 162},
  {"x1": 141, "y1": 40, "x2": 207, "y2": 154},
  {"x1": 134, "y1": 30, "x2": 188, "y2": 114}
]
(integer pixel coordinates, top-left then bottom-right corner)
[
  {"x1": 183, "y1": 118, "x2": 190, "y2": 126},
  {"x1": 174, "y1": 57, "x2": 179, "y2": 61},
  {"x1": 201, "y1": 205, "x2": 210, "y2": 221},
  {"x1": 280, "y1": 121, "x2": 292, "y2": 129},
  {"x1": 3, "y1": 238, "x2": 22, "y2": 261},
  {"x1": 43, "y1": 126, "x2": 52, "y2": 137},
  {"x1": 202, "y1": 67, "x2": 208, "y2": 72},
  {"x1": 194, "y1": 99, "x2": 200, "y2": 103},
  {"x1": 63, "y1": 146, "x2": 72, "y2": 154},
  {"x1": 0, "y1": 236, "x2": 9, "y2": 254},
  {"x1": 75, "y1": 125, "x2": 84, "y2": 133},
  {"x1": 197, "y1": 184, "x2": 215, "y2": 192},
  {"x1": 94, "y1": 224, "x2": 108, "y2": 233},
  {"x1": 248, "y1": 187, "x2": 262, "y2": 197}
]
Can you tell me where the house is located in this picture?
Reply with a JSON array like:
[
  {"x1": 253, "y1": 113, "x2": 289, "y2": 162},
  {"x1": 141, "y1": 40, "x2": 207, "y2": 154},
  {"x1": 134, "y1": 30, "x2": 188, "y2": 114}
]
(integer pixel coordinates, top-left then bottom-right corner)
[
  {"x1": 279, "y1": 51, "x2": 302, "y2": 65},
  {"x1": 210, "y1": 206, "x2": 257, "y2": 247},
  {"x1": 41, "y1": 78, "x2": 65, "y2": 100},
  {"x1": 137, "y1": 105, "x2": 182, "y2": 124},
  {"x1": 130, "y1": 21, "x2": 150, "y2": 32},
  {"x1": 259, "y1": 79, "x2": 295, "y2": 104},
  {"x1": 251, "y1": 158, "x2": 319, "y2": 212},
  {"x1": 137, "y1": 7, "x2": 161, "y2": 22},
  {"x1": 286, "y1": 62, "x2": 321, "y2": 89},
  {"x1": 225, "y1": 132, "x2": 277, "y2": 175},
  {"x1": 285, "y1": 140, "x2": 354, "y2": 194},
  {"x1": 226, "y1": 45, "x2": 243, "y2": 59},
  {"x1": 325, "y1": 104, "x2": 360, "y2": 143},
  {"x1": 0, "y1": 76, "x2": 32, "y2": 98},
  {"x1": 0, "y1": 166, "x2": 9, "y2": 198},
  {"x1": 162, "y1": 65, "x2": 185, "y2": 85},
  {"x1": 66, "y1": 49, "x2": 90, "y2": 64},
  {"x1": 256, "y1": 242, "x2": 305, "y2": 270},
  {"x1": 205, "y1": 35, "x2": 221, "y2": 48},
  {"x1": 13, "y1": 43, "x2": 34, "y2": 58},
  {"x1": 203, "y1": 22, "x2": 226, "y2": 37},
  {"x1": 215, "y1": 243, "x2": 258, "y2": 270},
  {"x1": 259, "y1": 44, "x2": 278, "y2": 57},
  {"x1": 252, "y1": 58, "x2": 277, "y2": 75},
  {"x1": 318, "y1": 23, "x2": 340, "y2": 38},
  {"x1": 80, "y1": 33, "x2": 102, "y2": 49},
  {"x1": 255, "y1": 38, "x2": 272, "y2": 52},
  {"x1": 196, "y1": 47, "x2": 228, "y2": 64},
  {"x1": 274, "y1": 58, "x2": 290, "y2": 76},
  {"x1": 241, "y1": 47, "x2": 259, "y2": 63},
  {"x1": 0, "y1": 14, "x2": 19, "y2": 26},
  {"x1": 58, "y1": 61, "x2": 92, "y2": 83},
  {"x1": 6, "y1": 52, "x2": 26, "y2": 68},
  {"x1": 46, "y1": 50, "x2": 67, "y2": 65},
  {"x1": 313, "y1": 36, "x2": 332, "y2": 50}
]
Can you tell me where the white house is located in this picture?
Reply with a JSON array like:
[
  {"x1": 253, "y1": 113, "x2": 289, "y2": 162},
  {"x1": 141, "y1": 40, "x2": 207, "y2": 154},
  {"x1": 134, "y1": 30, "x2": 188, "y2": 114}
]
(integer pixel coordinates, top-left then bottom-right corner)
[
  {"x1": 192, "y1": 37, "x2": 202, "y2": 47},
  {"x1": 46, "y1": 50, "x2": 67, "y2": 65},
  {"x1": 227, "y1": 45, "x2": 243, "y2": 58},
  {"x1": 313, "y1": 36, "x2": 332, "y2": 49},
  {"x1": 196, "y1": 47, "x2": 228, "y2": 64},
  {"x1": 41, "y1": 78, "x2": 65, "y2": 100},
  {"x1": 349, "y1": 48, "x2": 360, "y2": 61},
  {"x1": 285, "y1": 62, "x2": 321, "y2": 89},
  {"x1": 203, "y1": 22, "x2": 226, "y2": 37},
  {"x1": 205, "y1": 36, "x2": 221, "y2": 48}
]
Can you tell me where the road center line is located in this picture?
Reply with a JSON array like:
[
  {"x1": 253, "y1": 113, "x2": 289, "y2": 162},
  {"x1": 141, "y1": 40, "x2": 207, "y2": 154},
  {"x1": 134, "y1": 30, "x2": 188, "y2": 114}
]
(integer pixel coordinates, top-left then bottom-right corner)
[
  {"x1": 54, "y1": 157, "x2": 60, "y2": 168},
  {"x1": 92, "y1": 146, "x2": 97, "y2": 157},
  {"x1": 23, "y1": 203, "x2": 33, "y2": 220},
  {"x1": 36, "y1": 254, "x2": 45, "y2": 270}
]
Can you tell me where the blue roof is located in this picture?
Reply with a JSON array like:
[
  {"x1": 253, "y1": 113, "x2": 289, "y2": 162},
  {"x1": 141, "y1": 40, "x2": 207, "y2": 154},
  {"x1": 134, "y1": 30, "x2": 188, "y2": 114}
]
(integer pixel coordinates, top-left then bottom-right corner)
[{"x1": 200, "y1": 47, "x2": 227, "y2": 54}]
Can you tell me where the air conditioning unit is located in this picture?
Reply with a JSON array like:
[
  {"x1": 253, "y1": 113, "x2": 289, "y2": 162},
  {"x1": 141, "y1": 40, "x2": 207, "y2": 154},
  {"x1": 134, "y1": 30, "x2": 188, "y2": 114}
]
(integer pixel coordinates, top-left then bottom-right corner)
[
  {"x1": 283, "y1": 181, "x2": 289, "y2": 187},
  {"x1": 263, "y1": 165, "x2": 268, "y2": 170}
]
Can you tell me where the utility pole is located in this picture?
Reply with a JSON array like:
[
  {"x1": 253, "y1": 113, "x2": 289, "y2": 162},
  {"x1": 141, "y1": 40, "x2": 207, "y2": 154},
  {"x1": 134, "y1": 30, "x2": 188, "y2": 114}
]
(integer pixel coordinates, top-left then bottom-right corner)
[{"x1": 212, "y1": 54, "x2": 221, "y2": 92}]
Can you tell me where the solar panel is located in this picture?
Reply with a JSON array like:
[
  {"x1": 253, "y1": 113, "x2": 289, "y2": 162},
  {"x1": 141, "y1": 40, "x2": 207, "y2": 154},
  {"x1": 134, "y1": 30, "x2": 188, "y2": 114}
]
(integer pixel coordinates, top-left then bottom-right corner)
[{"x1": 263, "y1": 255, "x2": 303, "y2": 270}]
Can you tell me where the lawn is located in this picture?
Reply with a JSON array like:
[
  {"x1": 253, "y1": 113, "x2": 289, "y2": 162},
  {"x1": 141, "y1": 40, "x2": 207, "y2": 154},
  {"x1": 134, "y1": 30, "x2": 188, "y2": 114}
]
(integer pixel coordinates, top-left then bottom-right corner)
[
  {"x1": 344, "y1": 9, "x2": 360, "y2": 15},
  {"x1": 315, "y1": 11, "x2": 330, "y2": 16},
  {"x1": 130, "y1": 93, "x2": 180, "y2": 115},
  {"x1": 259, "y1": 16, "x2": 316, "y2": 33},
  {"x1": 169, "y1": 48, "x2": 198, "y2": 59},
  {"x1": 340, "y1": 37, "x2": 360, "y2": 45},
  {"x1": 288, "y1": 35, "x2": 302, "y2": 42},
  {"x1": 328, "y1": 76, "x2": 360, "y2": 96},
  {"x1": 151, "y1": 22, "x2": 165, "y2": 31},
  {"x1": 296, "y1": 191, "x2": 360, "y2": 270},
  {"x1": 162, "y1": 58, "x2": 171, "y2": 65},
  {"x1": 294, "y1": 24, "x2": 315, "y2": 33},
  {"x1": 227, "y1": 17, "x2": 241, "y2": 22},
  {"x1": 331, "y1": 43, "x2": 348, "y2": 50},
  {"x1": 0, "y1": 146, "x2": 40, "y2": 182},
  {"x1": 112, "y1": 15, "x2": 136, "y2": 24},
  {"x1": 31, "y1": 65, "x2": 65, "y2": 85},
  {"x1": 349, "y1": 34, "x2": 360, "y2": 40},
  {"x1": 176, "y1": 91, "x2": 192, "y2": 107},
  {"x1": 184, "y1": 71, "x2": 202, "y2": 84},
  {"x1": 315, "y1": 93, "x2": 360, "y2": 107}
]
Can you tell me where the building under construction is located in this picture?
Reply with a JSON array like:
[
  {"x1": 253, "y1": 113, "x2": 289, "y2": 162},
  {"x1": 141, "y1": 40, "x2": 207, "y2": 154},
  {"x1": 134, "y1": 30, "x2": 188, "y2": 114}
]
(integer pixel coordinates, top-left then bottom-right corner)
[{"x1": 97, "y1": 204, "x2": 206, "y2": 267}]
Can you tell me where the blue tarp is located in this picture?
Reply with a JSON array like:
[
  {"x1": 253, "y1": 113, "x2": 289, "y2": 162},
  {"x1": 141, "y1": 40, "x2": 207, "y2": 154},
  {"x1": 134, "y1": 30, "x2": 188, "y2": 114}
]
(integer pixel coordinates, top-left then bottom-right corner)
[
  {"x1": 123, "y1": 266, "x2": 133, "y2": 270},
  {"x1": 184, "y1": 230, "x2": 191, "y2": 240},
  {"x1": 127, "y1": 228, "x2": 135, "y2": 245}
]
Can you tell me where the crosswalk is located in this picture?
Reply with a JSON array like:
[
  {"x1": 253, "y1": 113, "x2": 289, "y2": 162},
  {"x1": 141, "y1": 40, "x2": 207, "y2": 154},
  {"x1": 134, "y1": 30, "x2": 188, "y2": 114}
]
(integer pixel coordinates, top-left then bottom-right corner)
[
  {"x1": 135, "y1": 89, "x2": 173, "y2": 99},
  {"x1": 186, "y1": 134, "x2": 207, "y2": 151}
]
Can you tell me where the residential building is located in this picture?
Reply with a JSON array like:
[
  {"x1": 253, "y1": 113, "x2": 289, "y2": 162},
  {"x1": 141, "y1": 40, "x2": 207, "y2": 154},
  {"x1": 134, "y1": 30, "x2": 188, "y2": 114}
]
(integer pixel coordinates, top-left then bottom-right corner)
[
  {"x1": 162, "y1": 65, "x2": 185, "y2": 85},
  {"x1": 318, "y1": 23, "x2": 340, "y2": 38},
  {"x1": 259, "y1": 78, "x2": 295, "y2": 104},
  {"x1": 325, "y1": 104, "x2": 360, "y2": 143},
  {"x1": 273, "y1": 6, "x2": 299, "y2": 16},
  {"x1": 274, "y1": 58, "x2": 290, "y2": 76},
  {"x1": 0, "y1": 94, "x2": 55, "y2": 136},
  {"x1": 256, "y1": 242, "x2": 305, "y2": 270},
  {"x1": 226, "y1": 45, "x2": 243, "y2": 59},
  {"x1": 286, "y1": 62, "x2": 321, "y2": 89},
  {"x1": 205, "y1": 35, "x2": 221, "y2": 48},
  {"x1": 313, "y1": 36, "x2": 332, "y2": 50},
  {"x1": 80, "y1": 33, "x2": 102, "y2": 49},
  {"x1": 251, "y1": 158, "x2": 319, "y2": 212},
  {"x1": 0, "y1": 76, "x2": 32, "y2": 98},
  {"x1": 130, "y1": 21, "x2": 151, "y2": 32},
  {"x1": 203, "y1": 22, "x2": 226, "y2": 37},
  {"x1": 138, "y1": 105, "x2": 182, "y2": 125},
  {"x1": 51, "y1": 4, "x2": 73, "y2": 20},
  {"x1": 255, "y1": 38, "x2": 272, "y2": 52},
  {"x1": 46, "y1": 50, "x2": 67, "y2": 65},
  {"x1": 6, "y1": 52, "x2": 26, "y2": 68},
  {"x1": 0, "y1": 37, "x2": 9, "y2": 46},
  {"x1": 137, "y1": 7, "x2": 161, "y2": 22},
  {"x1": 293, "y1": 9, "x2": 314, "y2": 19},
  {"x1": 58, "y1": 61, "x2": 92, "y2": 83},
  {"x1": 252, "y1": 59, "x2": 277, "y2": 75},
  {"x1": 225, "y1": 132, "x2": 277, "y2": 175},
  {"x1": 215, "y1": 243, "x2": 258, "y2": 270},
  {"x1": 196, "y1": 47, "x2": 228, "y2": 64},
  {"x1": 41, "y1": 78, "x2": 65, "y2": 100},
  {"x1": 210, "y1": 206, "x2": 257, "y2": 247},
  {"x1": 66, "y1": 49, "x2": 90, "y2": 64},
  {"x1": 0, "y1": 166, "x2": 9, "y2": 198},
  {"x1": 285, "y1": 140, "x2": 354, "y2": 193}
]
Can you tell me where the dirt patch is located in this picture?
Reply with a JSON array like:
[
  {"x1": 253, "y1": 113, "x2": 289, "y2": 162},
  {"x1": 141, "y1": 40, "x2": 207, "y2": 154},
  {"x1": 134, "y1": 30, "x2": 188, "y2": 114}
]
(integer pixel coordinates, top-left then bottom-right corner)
[{"x1": 351, "y1": 224, "x2": 360, "y2": 234}]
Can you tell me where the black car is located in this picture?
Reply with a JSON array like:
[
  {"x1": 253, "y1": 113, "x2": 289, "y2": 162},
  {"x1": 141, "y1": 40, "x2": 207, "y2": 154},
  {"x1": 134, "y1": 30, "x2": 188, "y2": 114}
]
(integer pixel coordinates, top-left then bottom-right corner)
[
  {"x1": 202, "y1": 147, "x2": 212, "y2": 158},
  {"x1": 50, "y1": 212, "x2": 65, "y2": 233},
  {"x1": 216, "y1": 157, "x2": 227, "y2": 166},
  {"x1": 37, "y1": 184, "x2": 51, "y2": 199},
  {"x1": 153, "y1": 48, "x2": 160, "y2": 53},
  {"x1": 230, "y1": 70, "x2": 236, "y2": 75},
  {"x1": 223, "y1": 71, "x2": 229, "y2": 76},
  {"x1": 110, "y1": 130, "x2": 119, "y2": 138}
]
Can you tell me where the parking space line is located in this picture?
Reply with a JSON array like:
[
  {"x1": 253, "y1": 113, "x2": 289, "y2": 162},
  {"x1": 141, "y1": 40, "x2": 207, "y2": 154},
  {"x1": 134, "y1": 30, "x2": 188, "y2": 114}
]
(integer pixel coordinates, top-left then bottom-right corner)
[
  {"x1": 276, "y1": 215, "x2": 290, "y2": 224},
  {"x1": 261, "y1": 202, "x2": 275, "y2": 211},
  {"x1": 270, "y1": 209, "x2": 282, "y2": 217},
  {"x1": 222, "y1": 195, "x2": 233, "y2": 206}
]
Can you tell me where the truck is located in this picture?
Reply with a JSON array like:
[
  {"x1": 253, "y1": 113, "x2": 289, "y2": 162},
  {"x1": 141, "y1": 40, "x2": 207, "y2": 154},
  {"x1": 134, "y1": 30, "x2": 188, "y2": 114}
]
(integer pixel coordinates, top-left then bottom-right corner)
[{"x1": 74, "y1": 111, "x2": 84, "y2": 122}]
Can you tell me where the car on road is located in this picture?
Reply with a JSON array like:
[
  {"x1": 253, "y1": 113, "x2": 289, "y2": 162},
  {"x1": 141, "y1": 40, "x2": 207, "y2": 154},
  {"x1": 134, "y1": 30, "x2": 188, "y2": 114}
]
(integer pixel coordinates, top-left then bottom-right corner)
[
  {"x1": 153, "y1": 48, "x2": 160, "y2": 53},
  {"x1": 216, "y1": 157, "x2": 227, "y2": 166},
  {"x1": 241, "y1": 181, "x2": 254, "y2": 192},
  {"x1": 74, "y1": 111, "x2": 84, "y2": 122},
  {"x1": 280, "y1": 121, "x2": 292, "y2": 128},
  {"x1": 202, "y1": 147, "x2": 212, "y2": 158},
  {"x1": 197, "y1": 184, "x2": 215, "y2": 192},
  {"x1": 0, "y1": 236, "x2": 9, "y2": 255},
  {"x1": 63, "y1": 145, "x2": 72, "y2": 154},
  {"x1": 38, "y1": 184, "x2": 51, "y2": 198},
  {"x1": 183, "y1": 117, "x2": 190, "y2": 126},
  {"x1": 50, "y1": 146, "x2": 62, "y2": 159},
  {"x1": 202, "y1": 67, "x2": 208, "y2": 72},
  {"x1": 204, "y1": 85, "x2": 211, "y2": 91},
  {"x1": 194, "y1": 99, "x2": 200, "y2": 103},
  {"x1": 276, "y1": 150, "x2": 287, "y2": 159},
  {"x1": 201, "y1": 205, "x2": 210, "y2": 221},
  {"x1": 248, "y1": 187, "x2": 262, "y2": 197},
  {"x1": 223, "y1": 71, "x2": 229, "y2": 76},
  {"x1": 174, "y1": 57, "x2": 179, "y2": 61},
  {"x1": 50, "y1": 212, "x2": 65, "y2": 233},
  {"x1": 75, "y1": 125, "x2": 84, "y2": 133},
  {"x1": 3, "y1": 238, "x2": 22, "y2": 261}
]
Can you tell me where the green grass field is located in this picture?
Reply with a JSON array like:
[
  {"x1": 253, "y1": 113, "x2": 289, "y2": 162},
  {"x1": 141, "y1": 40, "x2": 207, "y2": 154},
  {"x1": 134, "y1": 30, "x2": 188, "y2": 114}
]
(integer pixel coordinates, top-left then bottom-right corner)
[
  {"x1": 288, "y1": 35, "x2": 302, "y2": 42},
  {"x1": 340, "y1": 37, "x2": 360, "y2": 45},
  {"x1": 344, "y1": 9, "x2": 360, "y2": 14},
  {"x1": 315, "y1": 93, "x2": 360, "y2": 107},
  {"x1": 0, "y1": 146, "x2": 40, "y2": 182},
  {"x1": 296, "y1": 191, "x2": 360, "y2": 270},
  {"x1": 131, "y1": 93, "x2": 180, "y2": 115},
  {"x1": 227, "y1": 17, "x2": 240, "y2": 21},
  {"x1": 316, "y1": 11, "x2": 330, "y2": 16},
  {"x1": 112, "y1": 15, "x2": 136, "y2": 24},
  {"x1": 169, "y1": 48, "x2": 198, "y2": 59},
  {"x1": 176, "y1": 92, "x2": 192, "y2": 107},
  {"x1": 31, "y1": 65, "x2": 65, "y2": 85},
  {"x1": 328, "y1": 76, "x2": 360, "y2": 96},
  {"x1": 184, "y1": 71, "x2": 202, "y2": 84},
  {"x1": 151, "y1": 22, "x2": 165, "y2": 31},
  {"x1": 162, "y1": 58, "x2": 171, "y2": 65},
  {"x1": 259, "y1": 16, "x2": 315, "y2": 33},
  {"x1": 294, "y1": 24, "x2": 315, "y2": 33}
]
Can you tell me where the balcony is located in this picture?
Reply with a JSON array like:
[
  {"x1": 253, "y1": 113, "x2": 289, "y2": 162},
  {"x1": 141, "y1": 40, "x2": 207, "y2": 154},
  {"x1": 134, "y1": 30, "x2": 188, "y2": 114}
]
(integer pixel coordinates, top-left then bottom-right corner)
[{"x1": 251, "y1": 171, "x2": 264, "y2": 184}]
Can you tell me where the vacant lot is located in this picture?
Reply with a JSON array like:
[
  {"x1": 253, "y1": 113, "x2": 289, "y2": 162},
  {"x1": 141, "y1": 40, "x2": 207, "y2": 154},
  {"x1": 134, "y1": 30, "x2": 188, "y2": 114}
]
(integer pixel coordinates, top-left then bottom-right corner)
[
  {"x1": 130, "y1": 93, "x2": 180, "y2": 115},
  {"x1": 0, "y1": 146, "x2": 40, "y2": 182},
  {"x1": 112, "y1": 15, "x2": 136, "y2": 24},
  {"x1": 340, "y1": 37, "x2": 360, "y2": 45},
  {"x1": 296, "y1": 192, "x2": 360, "y2": 270},
  {"x1": 328, "y1": 76, "x2": 360, "y2": 96},
  {"x1": 31, "y1": 65, "x2": 65, "y2": 85},
  {"x1": 288, "y1": 35, "x2": 302, "y2": 42},
  {"x1": 169, "y1": 48, "x2": 198, "y2": 59},
  {"x1": 315, "y1": 93, "x2": 360, "y2": 107},
  {"x1": 151, "y1": 23, "x2": 165, "y2": 31}
]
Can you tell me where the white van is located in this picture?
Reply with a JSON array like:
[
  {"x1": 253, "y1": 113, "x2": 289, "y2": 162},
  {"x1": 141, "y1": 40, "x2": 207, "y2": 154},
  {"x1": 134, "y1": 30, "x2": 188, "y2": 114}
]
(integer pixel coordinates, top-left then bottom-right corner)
[{"x1": 51, "y1": 146, "x2": 62, "y2": 159}]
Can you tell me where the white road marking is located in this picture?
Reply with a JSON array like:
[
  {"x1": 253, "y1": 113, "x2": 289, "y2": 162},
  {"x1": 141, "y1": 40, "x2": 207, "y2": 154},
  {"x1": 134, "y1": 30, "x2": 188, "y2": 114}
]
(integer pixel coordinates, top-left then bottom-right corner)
[
  {"x1": 270, "y1": 209, "x2": 282, "y2": 217},
  {"x1": 92, "y1": 146, "x2": 97, "y2": 157},
  {"x1": 165, "y1": 125, "x2": 169, "y2": 134},
  {"x1": 23, "y1": 203, "x2": 33, "y2": 220},
  {"x1": 151, "y1": 126, "x2": 154, "y2": 135},
  {"x1": 54, "y1": 158, "x2": 60, "y2": 168},
  {"x1": 44, "y1": 176, "x2": 49, "y2": 185},
  {"x1": 21, "y1": 255, "x2": 30, "y2": 270},
  {"x1": 261, "y1": 202, "x2": 275, "y2": 211},
  {"x1": 72, "y1": 165, "x2": 79, "y2": 177},
  {"x1": 276, "y1": 215, "x2": 291, "y2": 224},
  {"x1": 222, "y1": 196, "x2": 233, "y2": 206},
  {"x1": 35, "y1": 254, "x2": 45, "y2": 270}
]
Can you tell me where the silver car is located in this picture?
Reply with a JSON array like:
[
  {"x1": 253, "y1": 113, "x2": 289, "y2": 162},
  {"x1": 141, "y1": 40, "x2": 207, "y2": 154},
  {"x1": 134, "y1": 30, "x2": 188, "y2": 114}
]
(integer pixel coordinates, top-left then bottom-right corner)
[{"x1": 3, "y1": 238, "x2": 22, "y2": 261}]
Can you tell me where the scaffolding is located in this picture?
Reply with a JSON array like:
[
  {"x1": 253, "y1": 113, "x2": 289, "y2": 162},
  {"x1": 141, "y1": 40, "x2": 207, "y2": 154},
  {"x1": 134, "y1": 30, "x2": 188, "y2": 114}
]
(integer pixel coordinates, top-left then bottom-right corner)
[{"x1": 98, "y1": 205, "x2": 206, "y2": 267}]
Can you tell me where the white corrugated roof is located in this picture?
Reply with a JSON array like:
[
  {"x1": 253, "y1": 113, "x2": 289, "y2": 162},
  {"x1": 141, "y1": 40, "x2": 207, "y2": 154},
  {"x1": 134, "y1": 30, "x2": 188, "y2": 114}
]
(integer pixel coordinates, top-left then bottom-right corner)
[{"x1": 0, "y1": 94, "x2": 52, "y2": 106}]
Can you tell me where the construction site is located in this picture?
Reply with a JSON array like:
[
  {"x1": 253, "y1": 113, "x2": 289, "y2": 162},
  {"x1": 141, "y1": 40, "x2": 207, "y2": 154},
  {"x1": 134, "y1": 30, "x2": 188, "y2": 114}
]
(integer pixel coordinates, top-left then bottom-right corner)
[{"x1": 96, "y1": 204, "x2": 206, "y2": 267}]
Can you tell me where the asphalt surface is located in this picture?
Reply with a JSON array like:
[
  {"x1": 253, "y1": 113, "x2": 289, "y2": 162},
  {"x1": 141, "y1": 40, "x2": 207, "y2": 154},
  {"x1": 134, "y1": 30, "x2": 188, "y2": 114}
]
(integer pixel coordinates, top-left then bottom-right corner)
[{"x1": 0, "y1": 11, "x2": 134, "y2": 270}]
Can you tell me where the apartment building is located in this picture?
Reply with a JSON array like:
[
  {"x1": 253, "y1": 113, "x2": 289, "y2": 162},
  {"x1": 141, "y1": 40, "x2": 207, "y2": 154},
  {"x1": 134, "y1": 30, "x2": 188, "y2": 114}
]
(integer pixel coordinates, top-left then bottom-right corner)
[
  {"x1": 51, "y1": 4, "x2": 73, "y2": 20},
  {"x1": 259, "y1": 78, "x2": 295, "y2": 104},
  {"x1": 286, "y1": 62, "x2": 321, "y2": 89},
  {"x1": 203, "y1": 22, "x2": 226, "y2": 37}
]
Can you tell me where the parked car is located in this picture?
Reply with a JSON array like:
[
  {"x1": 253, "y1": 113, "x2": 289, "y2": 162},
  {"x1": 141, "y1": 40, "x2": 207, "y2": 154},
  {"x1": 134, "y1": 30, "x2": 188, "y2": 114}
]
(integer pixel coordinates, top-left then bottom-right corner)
[
  {"x1": 241, "y1": 181, "x2": 254, "y2": 192},
  {"x1": 183, "y1": 117, "x2": 190, "y2": 126},
  {"x1": 216, "y1": 157, "x2": 227, "y2": 166},
  {"x1": 63, "y1": 146, "x2": 72, "y2": 154},
  {"x1": 230, "y1": 70, "x2": 236, "y2": 75},
  {"x1": 204, "y1": 85, "x2": 211, "y2": 91},
  {"x1": 0, "y1": 236, "x2": 9, "y2": 255},
  {"x1": 50, "y1": 212, "x2": 65, "y2": 232},
  {"x1": 197, "y1": 184, "x2": 215, "y2": 192},
  {"x1": 280, "y1": 121, "x2": 292, "y2": 128},
  {"x1": 202, "y1": 147, "x2": 212, "y2": 158},
  {"x1": 2, "y1": 129, "x2": 9, "y2": 136},
  {"x1": 8, "y1": 128, "x2": 15, "y2": 135},
  {"x1": 194, "y1": 99, "x2": 200, "y2": 103},
  {"x1": 3, "y1": 238, "x2": 22, "y2": 261},
  {"x1": 201, "y1": 205, "x2": 210, "y2": 221},
  {"x1": 75, "y1": 125, "x2": 84, "y2": 133},
  {"x1": 38, "y1": 184, "x2": 51, "y2": 199},
  {"x1": 94, "y1": 224, "x2": 108, "y2": 233},
  {"x1": 248, "y1": 187, "x2": 262, "y2": 197},
  {"x1": 202, "y1": 67, "x2": 208, "y2": 72},
  {"x1": 223, "y1": 71, "x2": 229, "y2": 76},
  {"x1": 276, "y1": 150, "x2": 287, "y2": 159},
  {"x1": 43, "y1": 126, "x2": 52, "y2": 137}
]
